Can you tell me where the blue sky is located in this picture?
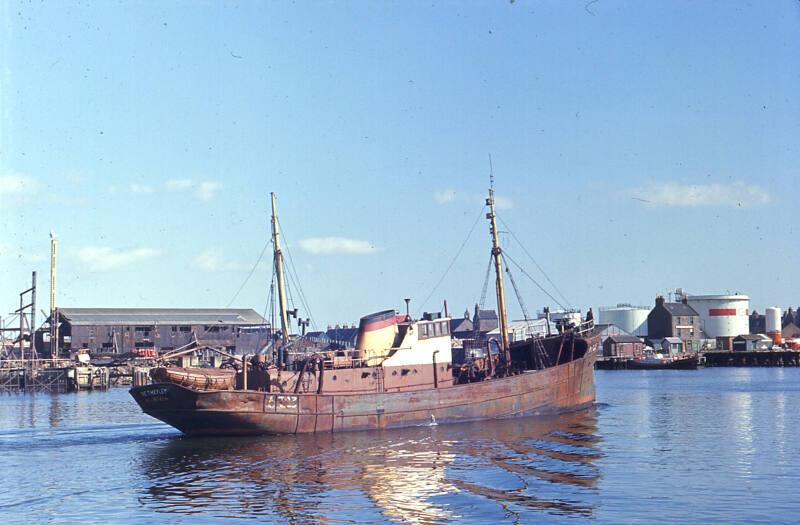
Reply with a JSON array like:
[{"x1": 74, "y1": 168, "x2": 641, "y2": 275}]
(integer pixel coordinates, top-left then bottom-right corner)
[{"x1": 1, "y1": 1, "x2": 798, "y2": 331}]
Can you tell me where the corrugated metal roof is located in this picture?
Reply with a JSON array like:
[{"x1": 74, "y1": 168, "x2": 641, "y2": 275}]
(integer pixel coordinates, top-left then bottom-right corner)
[{"x1": 58, "y1": 308, "x2": 267, "y2": 326}]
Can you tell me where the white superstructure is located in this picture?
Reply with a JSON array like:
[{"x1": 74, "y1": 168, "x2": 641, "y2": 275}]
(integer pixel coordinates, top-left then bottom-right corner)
[
  {"x1": 539, "y1": 309, "x2": 582, "y2": 327},
  {"x1": 488, "y1": 318, "x2": 557, "y2": 344},
  {"x1": 597, "y1": 304, "x2": 649, "y2": 337},
  {"x1": 686, "y1": 294, "x2": 750, "y2": 338}
]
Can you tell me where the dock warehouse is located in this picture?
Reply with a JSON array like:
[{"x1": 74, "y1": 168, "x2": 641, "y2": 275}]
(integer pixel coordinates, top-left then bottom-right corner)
[{"x1": 43, "y1": 308, "x2": 269, "y2": 356}]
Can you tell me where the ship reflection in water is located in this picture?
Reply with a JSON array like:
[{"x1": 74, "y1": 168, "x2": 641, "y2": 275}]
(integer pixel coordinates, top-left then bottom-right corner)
[{"x1": 139, "y1": 408, "x2": 601, "y2": 523}]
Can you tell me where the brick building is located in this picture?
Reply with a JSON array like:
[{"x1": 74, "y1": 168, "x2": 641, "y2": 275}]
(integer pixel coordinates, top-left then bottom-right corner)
[{"x1": 602, "y1": 334, "x2": 644, "y2": 358}]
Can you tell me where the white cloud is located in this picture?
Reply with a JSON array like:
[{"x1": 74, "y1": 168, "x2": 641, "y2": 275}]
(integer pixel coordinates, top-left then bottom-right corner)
[
  {"x1": 0, "y1": 174, "x2": 40, "y2": 197},
  {"x1": 434, "y1": 189, "x2": 513, "y2": 209},
  {"x1": 77, "y1": 246, "x2": 160, "y2": 272},
  {"x1": 165, "y1": 179, "x2": 222, "y2": 201},
  {"x1": 193, "y1": 250, "x2": 222, "y2": 271},
  {"x1": 297, "y1": 237, "x2": 379, "y2": 255},
  {"x1": 129, "y1": 183, "x2": 154, "y2": 194},
  {"x1": 434, "y1": 189, "x2": 457, "y2": 204},
  {"x1": 166, "y1": 179, "x2": 193, "y2": 189},
  {"x1": 195, "y1": 181, "x2": 221, "y2": 201},
  {"x1": 632, "y1": 182, "x2": 771, "y2": 208}
]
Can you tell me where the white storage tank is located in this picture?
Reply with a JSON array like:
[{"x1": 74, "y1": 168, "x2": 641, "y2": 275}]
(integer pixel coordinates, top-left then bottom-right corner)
[
  {"x1": 686, "y1": 294, "x2": 750, "y2": 338},
  {"x1": 597, "y1": 304, "x2": 649, "y2": 337},
  {"x1": 766, "y1": 307, "x2": 782, "y2": 344}
]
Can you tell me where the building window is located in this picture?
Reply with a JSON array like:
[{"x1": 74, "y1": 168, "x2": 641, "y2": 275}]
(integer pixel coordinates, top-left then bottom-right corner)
[{"x1": 179, "y1": 326, "x2": 191, "y2": 333}]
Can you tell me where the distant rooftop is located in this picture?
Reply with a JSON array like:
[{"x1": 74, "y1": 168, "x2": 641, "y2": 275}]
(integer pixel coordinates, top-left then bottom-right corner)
[
  {"x1": 598, "y1": 304, "x2": 649, "y2": 311},
  {"x1": 663, "y1": 302, "x2": 699, "y2": 317},
  {"x1": 58, "y1": 308, "x2": 267, "y2": 326},
  {"x1": 605, "y1": 335, "x2": 643, "y2": 344}
]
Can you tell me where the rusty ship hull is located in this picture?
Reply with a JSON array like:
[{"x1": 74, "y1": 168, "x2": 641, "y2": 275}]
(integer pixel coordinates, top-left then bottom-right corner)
[{"x1": 130, "y1": 338, "x2": 597, "y2": 436}]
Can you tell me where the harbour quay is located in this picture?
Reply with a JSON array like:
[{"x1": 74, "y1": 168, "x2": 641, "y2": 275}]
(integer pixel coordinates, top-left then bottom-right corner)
[
  {"x1": 702, "y1": 349, "x2": 800, "y2": 368},
  {"x1": 593, "y1": 290, "x2": 800, "y2": 370}
]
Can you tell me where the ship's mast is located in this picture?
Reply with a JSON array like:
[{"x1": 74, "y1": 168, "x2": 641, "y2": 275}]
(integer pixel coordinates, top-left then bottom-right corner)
[
  {"x1": 487, "y1": 171, "x2": 510, "y2": 360},
  {"x1": 50, "y1": 233, "x2": 58, "y2": 359},
  {"x1": 270, "y1": 193, "x2": 290, "y2": 347}
]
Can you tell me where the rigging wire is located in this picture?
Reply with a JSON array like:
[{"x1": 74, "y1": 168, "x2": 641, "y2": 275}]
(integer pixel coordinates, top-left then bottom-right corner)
[
  {"x1": 477, "y1": 254, "x2": 493, "y2": 310},
  {"x1": 497, "y1": 215, "x2": 573, "y2": 309},
  {"x1": 226, "y1": 240, "x2": 271, "y2": 308},
  {"x1": 284, "y1": 260, "x2": 311, "y2": 335},
  {"x1": 503, "y1": 250, "x2": 569, "y2": 311},
  {"x1": 501, "y1": 253, "x2": 531, "y2": 321},
  {"x1": 276, "y1": 215, "x2": 317, "y2": 332},
  {"x1": 417, "y1": 204, "x2": 487, "y2": 315},
  {"x1": 254, "y1": 265, "x2": 276, "y2": 355}
]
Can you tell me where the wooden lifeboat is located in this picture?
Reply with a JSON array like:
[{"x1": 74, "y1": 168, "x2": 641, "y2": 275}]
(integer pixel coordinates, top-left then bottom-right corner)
[{"x1": 150, "y1": 367, "x2": 237, "y2": 391}]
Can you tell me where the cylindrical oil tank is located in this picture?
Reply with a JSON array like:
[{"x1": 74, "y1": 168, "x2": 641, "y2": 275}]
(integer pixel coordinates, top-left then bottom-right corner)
[
  {"x1": 766, "y1": 307, "x2": 782, "y2": 344},
  {"x1": 597, "y1": 304, "x2": 649, "y2": 336},
  {"x1": 686, "y1": 294, "x2": 750, "y2": 338}
]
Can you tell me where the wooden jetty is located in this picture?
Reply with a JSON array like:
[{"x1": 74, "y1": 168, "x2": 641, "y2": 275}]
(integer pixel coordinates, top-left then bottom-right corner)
[
  {"x1": 702, "y1": 350, "x2": 800, "y2": 368},
  {"x1": 0, "y1": 359, "x2": 111, "y2": 393},
  {"x1": 595, "y1": 355, "x2": 698, "y2": 370}
]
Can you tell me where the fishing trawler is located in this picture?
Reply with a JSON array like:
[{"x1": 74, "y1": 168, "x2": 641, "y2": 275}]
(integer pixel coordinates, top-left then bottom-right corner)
[{"x1": 130, "y1": 189, "x2": 599, "y2": 435}]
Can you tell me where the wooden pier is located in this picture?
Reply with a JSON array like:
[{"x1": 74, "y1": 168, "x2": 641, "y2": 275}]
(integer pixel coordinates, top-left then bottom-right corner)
[
  {"x1": 702, "y1": 350, "x2": 800, "y2": 368},
  {"x1": 0, "y1": 359, "x2": 111, "y2": 393},
  {"x1": 595, "y1": 357, "x2": 632, "y2": 370}
]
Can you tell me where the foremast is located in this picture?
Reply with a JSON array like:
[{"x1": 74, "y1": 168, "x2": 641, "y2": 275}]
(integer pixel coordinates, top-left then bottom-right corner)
[
  {"x1": 270, "y1": 193, "x2": 290, "y2": 349},
  {"x1": 486, "y1": 184, "x2": 510, "y2": 361}
]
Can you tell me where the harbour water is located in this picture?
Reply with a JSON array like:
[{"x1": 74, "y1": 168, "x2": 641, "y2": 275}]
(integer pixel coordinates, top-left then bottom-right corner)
[{"x1": 1, "y1": 368, "x2": 798, "y2": 524}]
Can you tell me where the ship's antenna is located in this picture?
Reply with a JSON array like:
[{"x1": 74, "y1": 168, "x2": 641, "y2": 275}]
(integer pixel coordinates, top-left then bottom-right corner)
[{"x1": 489, "y1": 154, "x2": 494, "y2": 192}]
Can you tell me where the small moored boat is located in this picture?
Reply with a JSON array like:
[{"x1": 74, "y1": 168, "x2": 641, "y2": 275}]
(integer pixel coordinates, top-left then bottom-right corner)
[{"x1": 626, "y1": 352, "x2": 698, "y2": 370}]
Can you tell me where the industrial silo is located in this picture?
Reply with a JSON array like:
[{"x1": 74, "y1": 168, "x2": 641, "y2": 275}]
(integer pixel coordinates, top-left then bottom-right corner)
[
  {"x1": 686, "y1": 294, "x2": 750, "y2": 349},
  {"x1": 597, "y1": 304, "x2": 649, "y2": 337},
  {"x1": 766, "y1": 307, "x2": 782, "y2": 345}
]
